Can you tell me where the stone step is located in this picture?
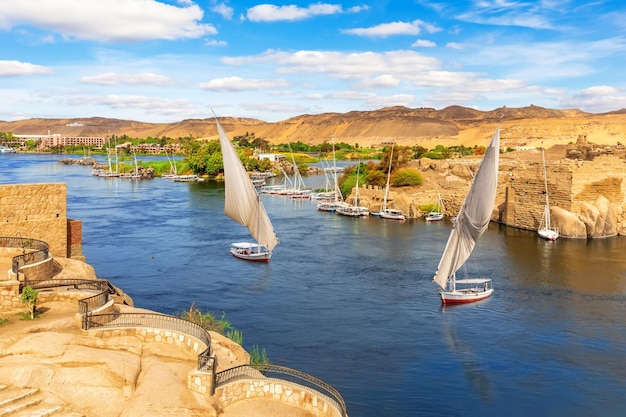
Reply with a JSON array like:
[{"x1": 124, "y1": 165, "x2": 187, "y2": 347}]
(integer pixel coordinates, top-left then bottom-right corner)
[
  {"x1": 0, "y1": 387, "x2": 39, "y2": 409},
  {"x1": 8, "y1": 404, "x2": 62, "y2": 417},
  {"x1": 0, "y1": 391, "x2": 42, "y2": 417}
]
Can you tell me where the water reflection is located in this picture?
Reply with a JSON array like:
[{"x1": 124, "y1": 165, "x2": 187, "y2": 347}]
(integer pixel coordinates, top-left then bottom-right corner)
[
  {"x1": 440, "y1": 307, "x2": 494, "y2": 402},
  {"x1": 501, "y1": 224, "x2": 626, "y2": 294}
]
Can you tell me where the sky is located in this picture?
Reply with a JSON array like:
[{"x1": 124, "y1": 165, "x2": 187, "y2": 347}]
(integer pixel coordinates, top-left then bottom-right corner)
[{"x1": 1, "y1": 0, "x2": 625, "y2": 123}]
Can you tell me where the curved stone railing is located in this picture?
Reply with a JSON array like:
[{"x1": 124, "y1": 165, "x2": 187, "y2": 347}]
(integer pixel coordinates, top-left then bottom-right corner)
[
  {"x1": 215, "y1": 364, "x2": 348, "y2": 417},
  {"x1": 0, "y1": 236, "x2": 50, "y2": 275},
  {"x1": 84, "y1": 312, "x2": 212, "y2": 371}
]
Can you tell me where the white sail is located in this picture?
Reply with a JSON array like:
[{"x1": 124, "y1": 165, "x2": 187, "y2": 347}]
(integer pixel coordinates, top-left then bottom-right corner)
[
  {"x1": 216, "y1": 118, "x2": 279, "y2": 252},
  {"x1": 433, "y1": 128, "x2": 500, "y2": 289}
]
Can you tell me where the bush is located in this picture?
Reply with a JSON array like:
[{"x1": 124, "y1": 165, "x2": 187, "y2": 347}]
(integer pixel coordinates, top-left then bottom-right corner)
[
  {"x1": 21, "y1": 286, "x2": 39, "y2": 320},
  {"x1": 392, "y1": 168, "x2": 423, "y2": 186},
  {"x1": 179, "y1": 303, "x2": 231, "y2": 334}
]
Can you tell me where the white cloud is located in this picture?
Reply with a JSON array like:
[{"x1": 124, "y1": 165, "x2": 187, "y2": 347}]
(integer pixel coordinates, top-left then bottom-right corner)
[
  {"x1": 246, "y1": 3, "x2": 342, "y2": 22},
  {"x1": 446, "y1": 42, "x2": 467, "y2": 49},
  {"x1": 0, "y1": 60, "x2": 53, "y2": 76},
  {"x1": 211, "y1": 2, "x2": 234, "y2": 20},
  {"x1": 0, "y1": 0, "x2": 216, "y2": 42},
  {"x1": 205, "y1": 39, "x2": 228, "y2": 47},
  {"x1": 412, "y1": 39, "x2": 436, "y2": 48},
  {"x1": 199, "y1": 76, "x2": 290, "y2": 91},
  {"x1": 228, "y1": 50, "x2": 442, "y2": 81},
  {"x1": 80, "y1": 72, "x2": 173, "y2": 86},
  {"x1": 342, "y1": 20, "x2": 423, "y2": 38},
  {"x1": 561, "y1": 86, "x2": 626, "y2": 112},
  {"x1": 353, "y1": 74, "x2": 400, "y2": 89},
  {"x1": 245, "y1": 2, "x2": 367, "y2": 22}
]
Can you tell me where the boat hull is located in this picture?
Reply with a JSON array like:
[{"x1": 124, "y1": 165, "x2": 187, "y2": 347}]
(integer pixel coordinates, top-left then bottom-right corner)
[
  {"x1": 538, "y1": 229, "x2": 559, "y2": 241},
  {"x1": 439, "y1": 288, "x2": 493, "y2": 304},
  {"x1": 229, "y1": 249, "x2": 271, "y2": 262},
  {"x1": 426, "y1": 213, "x2": 444, "y2": 222}
]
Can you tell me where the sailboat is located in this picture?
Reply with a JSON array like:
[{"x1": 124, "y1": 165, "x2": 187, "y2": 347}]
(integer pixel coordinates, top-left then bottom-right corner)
[
  {"x1": 215, "y1": 114, "x2": 279, "y2": 262},
  {"x1": 538, "y1": 146, "x2": 559, "y2": 241},
  {"x1": 432, "y1": 128, "x2": 500, "y2": 304},
  {"x1": 425, "y1": 192, "x2": 445, "y2": 222},
  {"x1": 119, "y1": 151, "x2": 141, "y2": 180},
  {"x1": 336, "y1": 160, "x2": 369, "y2": 217},
  {"x1": 375, "y1": 144, "x2": 406, "y2": 221},
  {"x1": 317, "y1": 135, "x2": 344, "y2": 212}
]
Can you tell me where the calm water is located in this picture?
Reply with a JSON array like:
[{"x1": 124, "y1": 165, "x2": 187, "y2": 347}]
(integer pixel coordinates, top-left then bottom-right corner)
[{"x1": 2, "y1": 153, "x2": 626, "y2": 417}]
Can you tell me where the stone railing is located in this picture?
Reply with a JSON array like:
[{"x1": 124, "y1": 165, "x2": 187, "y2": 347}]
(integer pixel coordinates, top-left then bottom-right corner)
[
  {"x1": 0, "y1": 236, "x2": 52, "y2": 280},
  {"x1": 214, "y1": 364, "x2": 348, "y2": 417}
]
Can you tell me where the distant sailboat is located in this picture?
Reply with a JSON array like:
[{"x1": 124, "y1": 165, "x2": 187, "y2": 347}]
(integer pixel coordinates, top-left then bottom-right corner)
[
  {"x1": 538, "y1": 146, "x2": 559, "y2": 241},
  {"x1": 432, "y1": 128, "x2": 500, "y2": 304},
  {"x1": 425, "y1": 192, "x2": 444, "y2": 222},
  {"x1": 336, "y1": 160, "x2": 369, "y2": 217},
  {"x1": 375, "y1": 144, "x2": 406, "y2": 221},
  {"x1": 215, "y1": 113, "x2": 279, "y2": 262},
  {"x1": 317, "y1": 134, "x2": 343, "y2": 212}
]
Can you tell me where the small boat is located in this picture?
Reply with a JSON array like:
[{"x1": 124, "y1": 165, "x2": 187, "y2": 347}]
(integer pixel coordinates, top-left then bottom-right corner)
[
  {"x1": 216, "y1": 113, "x2": 279, "y2": 262},
  {"x1": 538, "y1": 146, "x2": 559, "y2": 241},
  {"x1": 425, "y1": 192, "x2": 444, "y2": 222},
  {"x1": 119, "y1": 152, "x2": 141, "y2": 180},
  {"x1": 375, "y1": 144, "x2": 406, "y2": 221},
  {"x1": 316, "y1": 134, "x2": 344, "y2": 213},
  {"x1": 0, "y1": 145, "x2": 16, "y2": 153},
  {"x1": 173, "y1": 174, "x2": 200, "y2": 182},
  {"x1": 336, "y1": 161, "x2": 369, "y2": 217},
  {"x1": 432, "y1": 128, "x2": 500, "y2": 304}
]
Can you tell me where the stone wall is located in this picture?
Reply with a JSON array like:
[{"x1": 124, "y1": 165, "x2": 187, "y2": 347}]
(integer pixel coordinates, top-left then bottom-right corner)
[
  {"x1": 354, "y1": 155, "x2": 626, "y2": 236},
  {"x1": 215, "y1": 380, "x2": 343, "y2": 417},
  {"x1": 0, "y1": 183, "x2": 68, "y2": 257},
  {"x1": 570, "y1": 155, "x2": 626, "y2": 210},
  {"x1": 504, "y1": 160, "x2": 574, "y2": 231},
  {"x1": 0, "y1": 281, "x2": 21, "y2": 310}
]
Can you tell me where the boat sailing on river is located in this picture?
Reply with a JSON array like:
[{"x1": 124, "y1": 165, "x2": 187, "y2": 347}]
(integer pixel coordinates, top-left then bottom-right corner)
[
  {"x1": 432, "y1": 128, "x2": 500, "y2": 304},
  {"x1": 215, "y1": 113, "x2": 279, "y2": 262}
]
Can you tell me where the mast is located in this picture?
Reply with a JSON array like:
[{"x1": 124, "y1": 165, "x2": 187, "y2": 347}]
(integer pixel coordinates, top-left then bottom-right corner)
[
  {"x1": 382, "y1": 144, "x2": 394, "y2": 212},
  {"x1": 541, "y1": 146, "x2": 551, "y2": 230}
]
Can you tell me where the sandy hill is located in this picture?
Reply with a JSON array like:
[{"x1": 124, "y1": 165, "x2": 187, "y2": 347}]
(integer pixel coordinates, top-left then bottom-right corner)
[{"x1": 2, "y1": 105, "x2": 626, "y2": 150}]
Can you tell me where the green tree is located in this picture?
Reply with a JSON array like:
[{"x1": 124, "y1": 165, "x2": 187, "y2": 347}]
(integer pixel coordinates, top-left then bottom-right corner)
[
  {"x1": 392, "y1": 168, "x2": 424, "y2": 186},
  {"x1": 21, "y1": 286, "x2": 39, "y2": 320}
]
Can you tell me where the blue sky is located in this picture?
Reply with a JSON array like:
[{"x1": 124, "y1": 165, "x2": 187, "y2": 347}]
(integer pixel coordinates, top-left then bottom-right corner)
[{"x1": 1, "y1": 0, "x2": 625, "y2": 123}]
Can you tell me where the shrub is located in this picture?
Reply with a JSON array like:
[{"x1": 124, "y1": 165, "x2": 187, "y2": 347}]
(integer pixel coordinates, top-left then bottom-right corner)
[
  {"x1": 392, "y1": 168, "x2": 423, "y2": 186},
  {"x1": 21, "y1": 286, "x2": 39, "y2": 320},
  {"x1": 179, "y1": 303, "x2": 231, "y2": 334},
  {"x1": 250, "y1": 344, "x2": 269, "y2": 365}
]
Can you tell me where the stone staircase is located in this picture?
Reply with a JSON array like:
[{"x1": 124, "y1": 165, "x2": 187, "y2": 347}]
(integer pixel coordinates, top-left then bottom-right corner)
[{"x1": 0, "y1": 385, "x2": 84, "y2": 417}]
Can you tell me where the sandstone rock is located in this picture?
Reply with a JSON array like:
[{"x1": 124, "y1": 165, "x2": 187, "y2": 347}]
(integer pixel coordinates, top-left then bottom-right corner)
[
  {"x1": 579, "y1": 196, "x2": 618, "y2": 238},
  {"x1": 552, "y1": 207, "x2": 587, "y2": 238}
]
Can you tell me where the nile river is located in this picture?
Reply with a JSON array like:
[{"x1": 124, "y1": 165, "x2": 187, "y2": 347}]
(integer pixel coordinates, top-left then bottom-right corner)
[{"x1": 2, "y1": 153, "x2": 626, "y2": 417}]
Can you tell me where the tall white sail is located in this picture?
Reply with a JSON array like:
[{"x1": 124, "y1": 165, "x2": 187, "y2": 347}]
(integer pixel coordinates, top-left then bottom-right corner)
[
  {"x1": 433, "y1": 128, "x2": 500, "y2": 289},
  {"x1": 216, "y1": 119, "x2": 279, "y2": 252}
]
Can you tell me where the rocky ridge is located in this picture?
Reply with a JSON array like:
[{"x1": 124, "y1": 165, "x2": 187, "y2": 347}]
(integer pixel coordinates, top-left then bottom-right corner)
[{"x1": 2, "y1": 105, "x2": 626, "y2": 150}]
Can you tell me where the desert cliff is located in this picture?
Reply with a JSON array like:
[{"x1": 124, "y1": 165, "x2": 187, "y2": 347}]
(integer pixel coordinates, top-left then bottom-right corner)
[{"x1": 2, "y1": 105, "x2": 626, "y2": 150}]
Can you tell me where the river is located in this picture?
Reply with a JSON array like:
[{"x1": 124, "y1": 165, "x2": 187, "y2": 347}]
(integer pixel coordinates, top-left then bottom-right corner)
[{"x1": 2, "y1": 153, "x2": 626, "y2": 417}]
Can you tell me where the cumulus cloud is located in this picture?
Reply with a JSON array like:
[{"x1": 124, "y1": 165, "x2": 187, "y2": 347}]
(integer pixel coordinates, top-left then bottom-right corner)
[
  {"x1": 0, "y1": 0, "x2": 216, "y2": 42},
  {"x1": 80, "y1": 72, "x2": 173, "y2": 86},
  {"x1": 199, "y1": 76, "x2": 290, "y2": 91},
  {"x1": 412, "y1": 39, "x2": 436, "y2": 48},
  {"x1": 246, "y1": 2, "x2": 362, "y2": 22},
  {"x1": 560, "y1": 85, "x2": 626, "y2": 112},
  {"x1": 0, "y1": 60, "x2": 53, "y2": 76},
  {"x1": 210, "y1": 1, "x2": 234, "y2": 20},
  {"x1": 342, "y1": 20, "x2": 428, "y2": 38}
]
